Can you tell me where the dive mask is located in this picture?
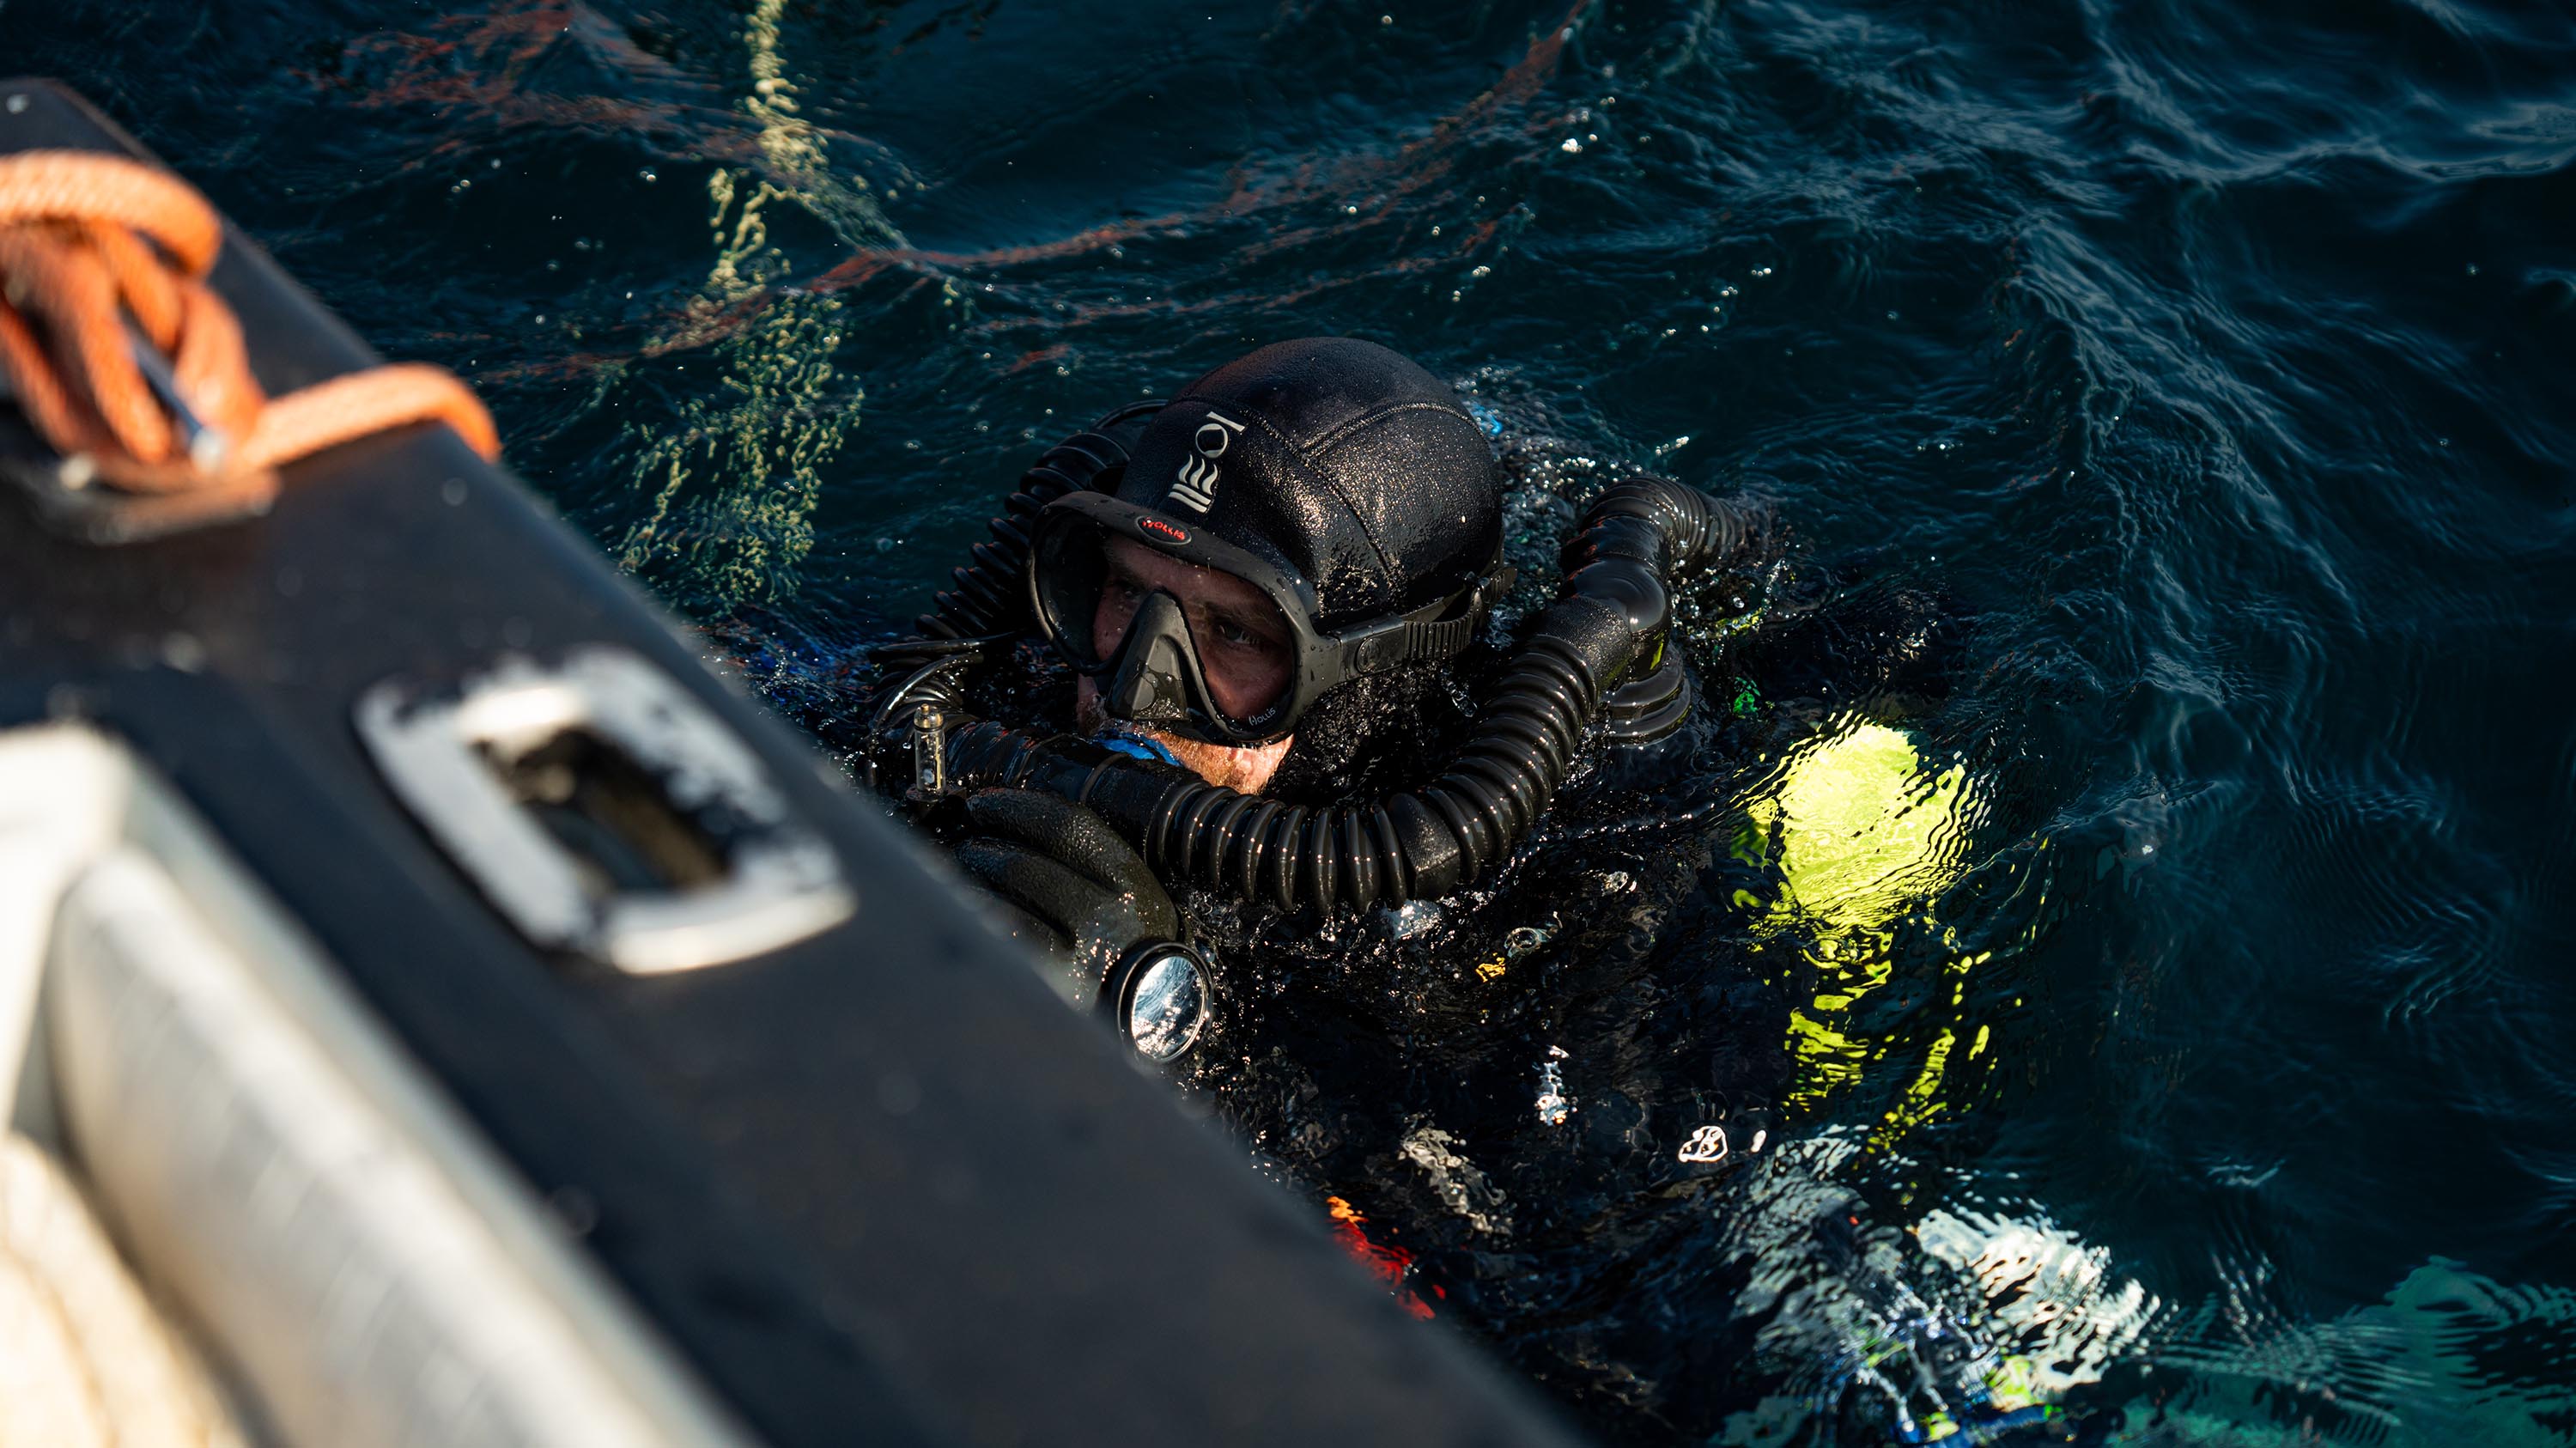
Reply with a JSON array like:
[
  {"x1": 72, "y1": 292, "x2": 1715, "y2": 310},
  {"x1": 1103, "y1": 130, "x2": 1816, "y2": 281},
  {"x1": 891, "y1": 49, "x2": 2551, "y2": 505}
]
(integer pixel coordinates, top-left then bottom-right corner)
[{"x1": 1029, "y1": 490, "x2": 1511, "y2": 746}]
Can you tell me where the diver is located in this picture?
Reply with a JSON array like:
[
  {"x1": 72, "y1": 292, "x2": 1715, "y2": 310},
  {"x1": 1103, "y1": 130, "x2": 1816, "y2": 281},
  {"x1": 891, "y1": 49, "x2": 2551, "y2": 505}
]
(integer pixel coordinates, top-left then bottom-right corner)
[
  {"x1": 859, "y1": 336, "x2": 1765, "y2": 1058},
  {"x1": 854, "y1": 338, "x2": 2065, "y2": 1444}
]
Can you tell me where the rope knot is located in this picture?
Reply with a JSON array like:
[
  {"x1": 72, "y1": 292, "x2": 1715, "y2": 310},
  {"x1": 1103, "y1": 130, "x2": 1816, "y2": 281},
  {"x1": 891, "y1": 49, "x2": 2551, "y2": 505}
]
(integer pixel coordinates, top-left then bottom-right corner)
[{"x1": 0, "y1": 149, "x2": 497, "y2": 505}]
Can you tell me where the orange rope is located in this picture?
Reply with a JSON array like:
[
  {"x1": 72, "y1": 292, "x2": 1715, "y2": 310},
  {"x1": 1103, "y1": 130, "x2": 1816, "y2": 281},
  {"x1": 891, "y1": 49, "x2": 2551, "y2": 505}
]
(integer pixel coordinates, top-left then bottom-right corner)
[{"x1": 0, "y1": 150, "x2": 497, "y2": 499}]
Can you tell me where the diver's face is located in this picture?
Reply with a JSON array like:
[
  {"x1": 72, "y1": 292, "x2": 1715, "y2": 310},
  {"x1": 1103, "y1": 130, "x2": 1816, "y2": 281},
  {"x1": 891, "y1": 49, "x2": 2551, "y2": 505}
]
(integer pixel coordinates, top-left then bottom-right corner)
[
  {"x1": 1077, "y1": 537, "x2": 1295, "y2": 794},
  {"x1": 1091, "y1": 537, "x2": 1294, "y2": 720}
]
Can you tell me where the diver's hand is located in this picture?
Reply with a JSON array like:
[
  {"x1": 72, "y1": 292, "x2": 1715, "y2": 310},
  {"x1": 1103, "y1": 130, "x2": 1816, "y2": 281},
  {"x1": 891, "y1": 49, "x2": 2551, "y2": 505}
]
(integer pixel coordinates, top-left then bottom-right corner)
[{"x1": 949, "y1": 788, "x2": 1181, "y2": 1006}]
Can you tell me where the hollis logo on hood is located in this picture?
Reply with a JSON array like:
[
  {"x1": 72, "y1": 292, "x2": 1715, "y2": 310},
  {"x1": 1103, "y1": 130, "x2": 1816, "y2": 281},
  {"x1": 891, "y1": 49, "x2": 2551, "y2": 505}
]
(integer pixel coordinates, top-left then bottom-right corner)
[{"x1": 1164, "y1": 411, "x2": 1244, "y2": 514}]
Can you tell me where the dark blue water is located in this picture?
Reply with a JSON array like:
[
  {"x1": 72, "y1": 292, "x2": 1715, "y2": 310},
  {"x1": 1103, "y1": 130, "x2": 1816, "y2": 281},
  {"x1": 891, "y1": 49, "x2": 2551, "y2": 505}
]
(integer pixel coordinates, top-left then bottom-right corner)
[{"x1": 21, "y1": 1, "x2": 2576, "y2": 1441}]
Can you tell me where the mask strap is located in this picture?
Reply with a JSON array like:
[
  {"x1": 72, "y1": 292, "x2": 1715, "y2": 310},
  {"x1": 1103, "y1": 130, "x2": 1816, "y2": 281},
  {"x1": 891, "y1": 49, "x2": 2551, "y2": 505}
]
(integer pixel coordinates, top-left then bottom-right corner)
[{"x1": 1343, "y1": 561, "x2": 1517, "y2": 672}]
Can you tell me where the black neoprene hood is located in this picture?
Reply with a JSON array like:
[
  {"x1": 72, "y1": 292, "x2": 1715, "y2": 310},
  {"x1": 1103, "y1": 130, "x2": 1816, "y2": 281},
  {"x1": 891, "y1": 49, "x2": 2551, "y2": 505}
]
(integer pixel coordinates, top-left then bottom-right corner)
[{"x1": 1115, "y1": 338, "x2": 1504, "y2": 631}]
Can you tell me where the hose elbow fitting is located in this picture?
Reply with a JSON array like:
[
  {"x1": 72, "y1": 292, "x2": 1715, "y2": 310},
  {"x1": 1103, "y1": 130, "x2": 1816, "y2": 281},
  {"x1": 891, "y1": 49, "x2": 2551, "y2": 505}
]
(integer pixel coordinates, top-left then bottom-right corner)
[{"x1": 1562, "y1": 557, "x2": 1671, "y2": 646}]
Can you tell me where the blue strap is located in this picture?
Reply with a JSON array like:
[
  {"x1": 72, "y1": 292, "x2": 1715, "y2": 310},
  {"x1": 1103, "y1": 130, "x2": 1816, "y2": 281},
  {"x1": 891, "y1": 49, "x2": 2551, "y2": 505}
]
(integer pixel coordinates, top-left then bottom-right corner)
[{"x1": 1097, "y1": 733, "x2": 1183, "y2": 768}]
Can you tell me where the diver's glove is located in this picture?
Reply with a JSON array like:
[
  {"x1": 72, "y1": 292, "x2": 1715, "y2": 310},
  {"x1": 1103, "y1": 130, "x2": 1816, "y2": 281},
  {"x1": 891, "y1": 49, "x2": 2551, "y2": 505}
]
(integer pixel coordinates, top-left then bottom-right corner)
[
  {"x1": 949, "y1": 786, "x2": 1182, "y2": 1001},
  {"x1": 950, "y1": 788, "x2": 1213, "y2": 1060}
]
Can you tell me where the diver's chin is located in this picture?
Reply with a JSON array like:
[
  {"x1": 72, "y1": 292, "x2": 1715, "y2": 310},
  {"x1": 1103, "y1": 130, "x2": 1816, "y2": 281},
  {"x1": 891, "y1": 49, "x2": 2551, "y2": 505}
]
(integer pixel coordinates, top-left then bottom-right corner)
[{"x1": 1075, "y1": 682, "x2": 1291, "y2": 796}]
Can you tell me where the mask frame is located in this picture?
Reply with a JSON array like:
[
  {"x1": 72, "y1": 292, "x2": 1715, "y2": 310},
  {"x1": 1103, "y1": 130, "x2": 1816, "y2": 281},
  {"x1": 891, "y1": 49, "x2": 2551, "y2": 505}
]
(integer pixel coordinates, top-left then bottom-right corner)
[{"x1": 1028, "y1": 490, "x2": 1511, "y2": 746}]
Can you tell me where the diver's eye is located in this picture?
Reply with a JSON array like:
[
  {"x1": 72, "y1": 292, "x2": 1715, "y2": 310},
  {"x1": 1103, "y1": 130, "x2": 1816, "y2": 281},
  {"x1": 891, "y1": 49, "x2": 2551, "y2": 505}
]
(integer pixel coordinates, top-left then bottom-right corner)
[
  {"x1": 1207, "y1": 617, "x2": 1285, "y2": 656},
  {"x1": 1097, "y1": 579, "x2": 1151, "y2": 627}
]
